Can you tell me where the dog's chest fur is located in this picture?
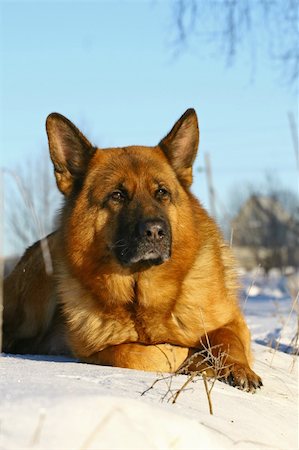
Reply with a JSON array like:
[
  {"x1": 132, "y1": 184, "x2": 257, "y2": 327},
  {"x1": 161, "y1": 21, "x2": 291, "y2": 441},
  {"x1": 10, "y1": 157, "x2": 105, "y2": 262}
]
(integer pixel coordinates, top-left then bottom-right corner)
[{"x1": 58, "y1": 267, "x2": 209, "y2": 357}]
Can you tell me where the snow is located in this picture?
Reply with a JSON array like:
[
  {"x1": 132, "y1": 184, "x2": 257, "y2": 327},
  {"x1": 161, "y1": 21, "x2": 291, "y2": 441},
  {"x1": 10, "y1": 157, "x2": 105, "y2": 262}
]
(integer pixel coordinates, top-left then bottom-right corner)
[{"x1": 1, "y1": 270, "x2": 298, "y2": 450}]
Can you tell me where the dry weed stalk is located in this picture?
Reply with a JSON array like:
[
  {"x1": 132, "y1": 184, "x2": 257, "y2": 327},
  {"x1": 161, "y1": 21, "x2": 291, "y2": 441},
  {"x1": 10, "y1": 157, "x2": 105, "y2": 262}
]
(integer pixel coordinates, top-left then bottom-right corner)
[
  {"x1": 286, "y1": 274, "x2": 299, "y2": 353},
  {"x1": 141, "y1": 343, "x2": 230, "y2": 416},
  {"x1": 229, "y1": 227, "x2": 234, "y2": 248},
  {"x1": 79, "y1": 408, "x2": 123, "y2": 450},
  {"x1": 3, "y1": 168, "x2": 53, "y2": 275},
  {"x1": 242, "y1": 264, "x2": 261, "y2": 312},
  {"x1": 287, "y1": 287, "x2": 299, "y2": 372},
  {"x1": 270, "y1": 287, "x2": 299, "y2": 368},
  {"x1": 29, "y1": 409, "x2": 46, "y2": 447}
]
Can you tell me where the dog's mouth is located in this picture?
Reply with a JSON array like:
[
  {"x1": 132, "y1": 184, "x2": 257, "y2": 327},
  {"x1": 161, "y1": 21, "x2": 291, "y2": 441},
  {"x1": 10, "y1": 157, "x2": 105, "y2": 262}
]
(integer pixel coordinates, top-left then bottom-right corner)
[
  {"x1": 117, "y1": 242, "x2": 171, "y2": 267},
  {"x1": 126, "y1": 248, "x2": 171, "y2": 266}
]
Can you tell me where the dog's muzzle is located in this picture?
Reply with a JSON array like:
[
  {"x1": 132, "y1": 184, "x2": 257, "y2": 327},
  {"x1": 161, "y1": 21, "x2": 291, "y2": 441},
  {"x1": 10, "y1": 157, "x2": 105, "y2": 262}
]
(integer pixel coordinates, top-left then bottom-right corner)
[{"x1": 115, "y1": 218, "x2": 172, "y2": 267}]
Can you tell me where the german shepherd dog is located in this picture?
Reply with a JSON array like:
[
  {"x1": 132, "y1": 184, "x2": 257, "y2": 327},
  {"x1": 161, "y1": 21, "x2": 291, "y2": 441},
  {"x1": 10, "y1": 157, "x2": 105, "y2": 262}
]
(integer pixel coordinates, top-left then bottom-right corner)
[{"x1": 3, "y1": 109, "x2": 262, "y2": 392}]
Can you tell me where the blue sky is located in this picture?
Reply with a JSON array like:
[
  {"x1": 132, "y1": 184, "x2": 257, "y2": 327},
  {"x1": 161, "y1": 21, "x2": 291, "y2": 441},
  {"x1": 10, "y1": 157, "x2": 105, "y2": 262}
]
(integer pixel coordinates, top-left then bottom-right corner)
[{"x1": 0, "y1": 0, "x2": 297, "y2": 222}]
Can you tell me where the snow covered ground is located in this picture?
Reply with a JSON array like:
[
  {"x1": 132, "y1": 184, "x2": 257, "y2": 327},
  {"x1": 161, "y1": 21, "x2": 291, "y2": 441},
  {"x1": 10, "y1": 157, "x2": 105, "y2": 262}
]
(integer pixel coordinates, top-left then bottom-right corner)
[{"x1": 1, "y1": 270, "x2": 298, "y2": 450}]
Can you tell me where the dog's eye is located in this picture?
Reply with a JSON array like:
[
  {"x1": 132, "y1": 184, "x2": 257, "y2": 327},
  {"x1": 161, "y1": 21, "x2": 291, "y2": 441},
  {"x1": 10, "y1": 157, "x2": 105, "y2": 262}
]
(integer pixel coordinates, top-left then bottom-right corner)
[
  {"x1": 156, "y1": 187, "x2": 170, "y2": 200},
  {"x1": 110, "y1": 191, "x2": 125, "y2": 202}
]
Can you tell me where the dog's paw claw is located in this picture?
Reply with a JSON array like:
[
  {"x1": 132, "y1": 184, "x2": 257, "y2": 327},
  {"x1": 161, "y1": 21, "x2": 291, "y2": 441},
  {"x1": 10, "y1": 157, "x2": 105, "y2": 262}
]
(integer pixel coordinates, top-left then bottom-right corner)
[{"x1": 222, "y1": 363, "x2": 262, "y2": 392}]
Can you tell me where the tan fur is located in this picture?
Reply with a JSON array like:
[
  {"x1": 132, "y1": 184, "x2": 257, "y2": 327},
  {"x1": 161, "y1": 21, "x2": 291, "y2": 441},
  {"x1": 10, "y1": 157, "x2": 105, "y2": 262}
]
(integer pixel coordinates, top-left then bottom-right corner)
[{"x1": 3, "y1": 109, "x2": 262, "y2": 390}]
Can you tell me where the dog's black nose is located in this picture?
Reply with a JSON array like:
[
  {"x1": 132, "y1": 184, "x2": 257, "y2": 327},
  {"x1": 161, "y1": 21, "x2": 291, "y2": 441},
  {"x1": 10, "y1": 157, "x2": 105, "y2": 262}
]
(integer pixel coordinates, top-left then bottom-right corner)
[{"x1": 138, "y1": 219, "x2": 167, "y2": 241}]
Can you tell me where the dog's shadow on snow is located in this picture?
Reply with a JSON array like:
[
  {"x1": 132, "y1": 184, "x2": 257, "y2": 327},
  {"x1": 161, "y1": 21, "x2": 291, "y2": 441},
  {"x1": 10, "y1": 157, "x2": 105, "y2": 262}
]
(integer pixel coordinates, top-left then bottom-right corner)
[
  {"x1": 255, "y1": 334, "x2": 297, "y2": 355},
  {"x1": 3, "y1": 353, "x2": 78, "y2": 363}
]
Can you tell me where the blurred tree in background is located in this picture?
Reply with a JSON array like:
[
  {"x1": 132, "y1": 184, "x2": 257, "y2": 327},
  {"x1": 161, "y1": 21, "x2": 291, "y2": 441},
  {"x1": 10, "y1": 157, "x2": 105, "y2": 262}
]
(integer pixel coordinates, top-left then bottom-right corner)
[{"x1": 172, "y1": 0, "x2": 299, "y2": 86}]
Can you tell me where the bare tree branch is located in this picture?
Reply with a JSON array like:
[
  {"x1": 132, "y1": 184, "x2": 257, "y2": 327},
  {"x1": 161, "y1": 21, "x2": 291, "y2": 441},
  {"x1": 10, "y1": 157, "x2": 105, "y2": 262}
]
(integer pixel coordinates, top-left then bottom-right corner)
[{"x1": 172, "y1": 0, "x2": 299, "y2": 86}]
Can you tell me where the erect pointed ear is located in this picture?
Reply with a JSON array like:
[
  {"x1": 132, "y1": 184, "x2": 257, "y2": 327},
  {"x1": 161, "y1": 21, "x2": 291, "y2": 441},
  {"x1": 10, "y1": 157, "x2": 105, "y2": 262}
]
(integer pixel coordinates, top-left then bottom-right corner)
[
  {"x1": 159, "y1": 109, "x2": 199, "y2": 188},
  {"x1": 46, "y1": 113, "x2": 95, "y2": 196}
]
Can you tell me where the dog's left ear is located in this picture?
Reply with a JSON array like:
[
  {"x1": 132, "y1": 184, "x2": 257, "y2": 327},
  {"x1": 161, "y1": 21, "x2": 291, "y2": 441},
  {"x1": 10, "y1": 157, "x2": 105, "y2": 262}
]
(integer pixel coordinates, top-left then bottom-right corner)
[{"x1": 159, "y1": 108, "x2": 199, "y2": 188}]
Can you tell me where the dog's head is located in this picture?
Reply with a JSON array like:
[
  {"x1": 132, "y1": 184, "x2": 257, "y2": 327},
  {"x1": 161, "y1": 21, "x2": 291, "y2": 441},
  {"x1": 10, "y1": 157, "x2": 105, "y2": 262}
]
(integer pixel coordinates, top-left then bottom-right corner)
[{"x1": 46, "y1": 109, "x2": 199, "y2": 273}]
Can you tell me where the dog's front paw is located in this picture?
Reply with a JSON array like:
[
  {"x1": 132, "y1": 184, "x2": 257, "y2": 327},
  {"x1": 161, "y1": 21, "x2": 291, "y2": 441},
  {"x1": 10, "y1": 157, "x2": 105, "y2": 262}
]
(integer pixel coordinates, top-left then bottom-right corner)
[{"x1": 221, "y1": 363, "x2": 263, "y2": 392}]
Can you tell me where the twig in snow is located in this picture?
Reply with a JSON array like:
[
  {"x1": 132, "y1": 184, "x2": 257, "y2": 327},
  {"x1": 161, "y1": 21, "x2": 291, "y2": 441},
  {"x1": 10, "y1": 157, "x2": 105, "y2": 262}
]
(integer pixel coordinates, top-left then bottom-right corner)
[
  {"x1": 202, "y1": 371, "x2": 213, "y2": 415},
  {"x1": 79, "y1": 408, "x2": 122, "y2": 450},
  {"x1": 141, "y1": 343, "x2": 230, "y2": 416},
  {"x1": 170, "y1": 372, "x2": 197, "y2": 404},
  {"x1": 29, "y1": 409, "x2": 46, "y2": 447}
]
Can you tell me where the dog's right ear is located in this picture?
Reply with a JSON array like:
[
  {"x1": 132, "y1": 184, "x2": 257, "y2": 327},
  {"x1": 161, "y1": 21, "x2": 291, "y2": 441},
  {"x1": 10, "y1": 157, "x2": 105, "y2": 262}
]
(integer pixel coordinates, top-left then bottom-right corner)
[
  {"x1": 159, "y1": 109, "x2": 199, "y2": 188},
  {"x1": 46, "y1": 113, "x2": 95, "y2": 196}
]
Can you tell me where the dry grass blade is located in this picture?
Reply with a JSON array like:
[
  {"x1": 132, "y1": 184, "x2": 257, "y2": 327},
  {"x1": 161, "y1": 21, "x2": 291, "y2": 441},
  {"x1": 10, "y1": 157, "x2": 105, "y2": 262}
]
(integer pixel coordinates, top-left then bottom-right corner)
[
  {"x1": 202, "y1": 371, "x2": 213, "y2": 415},
  {"x1": 270, "y1": 288, "x2": 299, "y2": 367},
  {"x1": 230, "y1": 227, "x2": 234, "y2": 248},
  {"x1": 29, "y1": 409, "x2": 46, "y2": 447},
  {"x1": 79, "y1": 408, "x2": 123, "y2": 450},
  {"x1": 242, "y1": 264, "x2": 261, "y2": 312},
  {"x1": 171, "y1": 372, "x2": 197, "y2": 404}
]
